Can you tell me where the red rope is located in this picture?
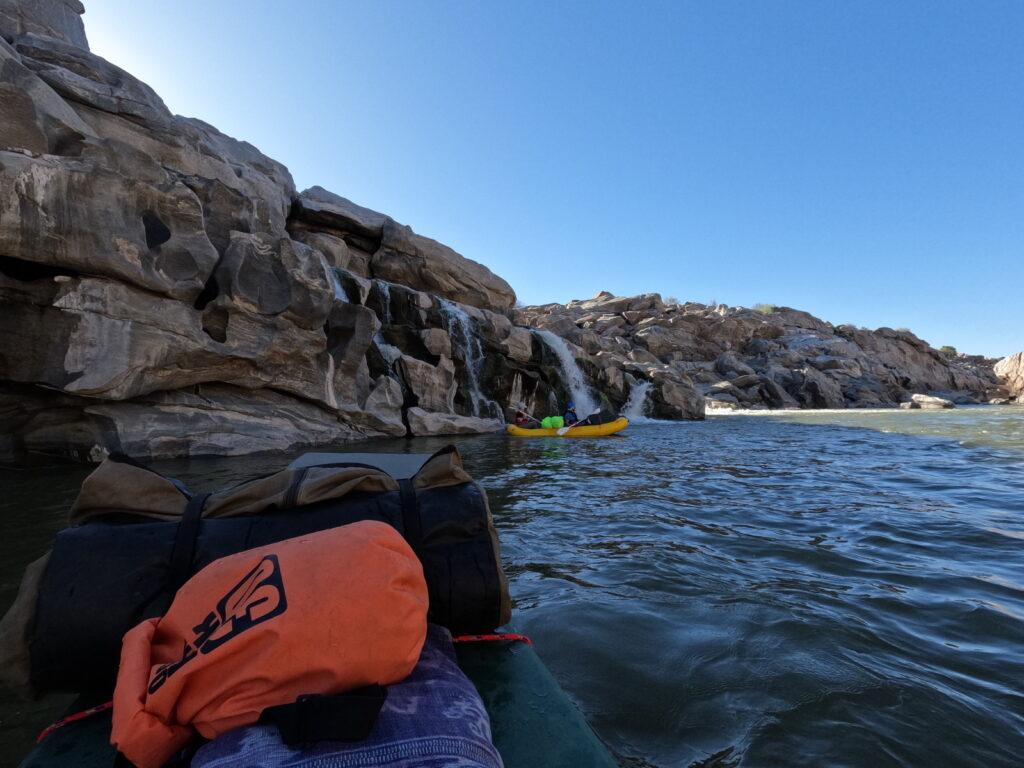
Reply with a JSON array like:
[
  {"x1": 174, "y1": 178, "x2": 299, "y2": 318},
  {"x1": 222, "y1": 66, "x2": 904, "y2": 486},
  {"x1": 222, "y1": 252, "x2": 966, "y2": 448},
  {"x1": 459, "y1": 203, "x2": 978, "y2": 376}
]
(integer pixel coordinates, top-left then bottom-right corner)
[
  {"x1": 452, "y1": 632, "x2": 533, "y2": 646},
  {"x1": 36, "y1": 700, "x2": 112, "y2": 744}
]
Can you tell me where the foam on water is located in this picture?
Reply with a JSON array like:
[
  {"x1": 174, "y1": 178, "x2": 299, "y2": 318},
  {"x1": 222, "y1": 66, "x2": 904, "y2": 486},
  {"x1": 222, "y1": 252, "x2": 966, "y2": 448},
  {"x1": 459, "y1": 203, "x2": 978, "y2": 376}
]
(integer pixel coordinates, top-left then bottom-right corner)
[{"x1": 622, "y1": 380, "x2": 652, "y2": 421}]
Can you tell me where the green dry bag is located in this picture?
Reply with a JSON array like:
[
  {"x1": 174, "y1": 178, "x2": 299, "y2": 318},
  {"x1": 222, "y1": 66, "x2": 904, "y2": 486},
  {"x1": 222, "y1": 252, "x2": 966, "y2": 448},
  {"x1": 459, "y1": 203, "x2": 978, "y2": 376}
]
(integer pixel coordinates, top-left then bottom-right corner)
[{"x1": 540, "y1": 416, "x2": 565, "y2": 429}]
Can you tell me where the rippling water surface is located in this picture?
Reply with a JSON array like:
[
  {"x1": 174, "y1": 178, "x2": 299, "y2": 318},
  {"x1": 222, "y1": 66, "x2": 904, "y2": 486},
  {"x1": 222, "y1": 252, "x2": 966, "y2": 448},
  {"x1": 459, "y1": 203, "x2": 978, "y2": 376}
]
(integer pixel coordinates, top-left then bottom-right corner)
[{"x1": 2, "y1": 407, "x2": 1023, "y2": 766}]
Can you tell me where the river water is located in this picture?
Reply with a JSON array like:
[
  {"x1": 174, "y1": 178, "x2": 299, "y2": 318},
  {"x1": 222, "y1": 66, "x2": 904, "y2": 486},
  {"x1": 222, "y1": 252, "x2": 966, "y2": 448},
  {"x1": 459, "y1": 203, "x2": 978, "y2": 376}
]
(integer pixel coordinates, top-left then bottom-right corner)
[{"x1": 1, "y1": 407, "x2": 1022, "y2": 766}]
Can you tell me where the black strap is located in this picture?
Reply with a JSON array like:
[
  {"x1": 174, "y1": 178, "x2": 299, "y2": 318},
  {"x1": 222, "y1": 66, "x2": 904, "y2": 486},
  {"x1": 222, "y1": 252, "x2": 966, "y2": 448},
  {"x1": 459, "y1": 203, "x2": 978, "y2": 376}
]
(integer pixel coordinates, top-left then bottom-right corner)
[
  {"x1": 398, "y1": 479, "x2": 422, "y2": 547},
  {"x1": 166, "y1": 492, "x2": 210, "y2": 597},
  {"x1": 260, "y1": 686, "x2": 387, "y2": 745},
  {"x1": 283, "y1": 468, "x2": 309, "y2": 509}
]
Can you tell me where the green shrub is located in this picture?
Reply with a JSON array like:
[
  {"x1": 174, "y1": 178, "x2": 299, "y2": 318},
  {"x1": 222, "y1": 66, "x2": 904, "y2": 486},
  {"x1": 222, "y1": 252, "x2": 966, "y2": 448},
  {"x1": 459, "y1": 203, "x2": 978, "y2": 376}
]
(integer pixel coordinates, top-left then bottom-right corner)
[
  {"x1": 939, "y1": 345, "x2": 958, "y2": 357},
  {"x1": 753, "y1": 303, "x2": 779, "y2": 315}
]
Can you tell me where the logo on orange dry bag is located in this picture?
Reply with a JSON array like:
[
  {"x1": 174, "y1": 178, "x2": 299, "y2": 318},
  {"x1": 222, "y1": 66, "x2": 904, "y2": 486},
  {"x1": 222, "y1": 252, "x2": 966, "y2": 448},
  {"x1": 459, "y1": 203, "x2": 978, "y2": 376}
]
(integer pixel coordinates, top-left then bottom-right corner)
[{"x1": 148, "y1": 554, "x2": 288, "y2": 694}]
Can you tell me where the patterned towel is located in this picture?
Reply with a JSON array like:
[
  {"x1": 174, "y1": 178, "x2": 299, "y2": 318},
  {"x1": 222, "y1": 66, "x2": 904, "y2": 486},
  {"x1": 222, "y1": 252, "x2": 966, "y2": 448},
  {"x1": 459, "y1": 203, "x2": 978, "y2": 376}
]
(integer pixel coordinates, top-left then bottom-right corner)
[{"x1": 191, "y1": 624, "x2": 503, "y2": 768}]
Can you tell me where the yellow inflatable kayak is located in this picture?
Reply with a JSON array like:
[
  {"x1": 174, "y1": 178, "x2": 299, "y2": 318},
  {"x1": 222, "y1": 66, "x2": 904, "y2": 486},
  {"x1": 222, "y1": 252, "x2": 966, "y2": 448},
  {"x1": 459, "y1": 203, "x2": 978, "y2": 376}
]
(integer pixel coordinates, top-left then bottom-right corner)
[{"x1": 506, "y1": 417, "x2": 629, "y2": 438}]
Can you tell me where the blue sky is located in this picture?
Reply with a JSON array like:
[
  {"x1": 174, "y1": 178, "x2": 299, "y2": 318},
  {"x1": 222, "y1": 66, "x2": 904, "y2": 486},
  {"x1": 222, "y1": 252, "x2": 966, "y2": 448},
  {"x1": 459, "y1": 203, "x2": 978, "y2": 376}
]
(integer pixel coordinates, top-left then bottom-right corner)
[{"x1": 85, "y1": 1, "x2": 1022, "y2": 357}]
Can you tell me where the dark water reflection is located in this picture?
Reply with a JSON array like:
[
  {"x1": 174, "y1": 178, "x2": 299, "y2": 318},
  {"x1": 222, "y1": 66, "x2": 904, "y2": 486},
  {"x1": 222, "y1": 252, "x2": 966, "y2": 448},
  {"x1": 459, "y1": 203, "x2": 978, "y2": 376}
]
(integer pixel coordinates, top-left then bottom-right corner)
[{"x1": 1, "y1": 414, "x2": 1023, "y2": 766}]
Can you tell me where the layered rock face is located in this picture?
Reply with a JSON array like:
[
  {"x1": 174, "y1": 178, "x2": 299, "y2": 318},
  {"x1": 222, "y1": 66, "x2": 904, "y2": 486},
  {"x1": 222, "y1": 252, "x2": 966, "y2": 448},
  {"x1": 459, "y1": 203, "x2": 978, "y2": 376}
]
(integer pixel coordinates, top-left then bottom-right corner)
[
  {"x1": 518, "y1": 293, "x2": 1003, "y2": 413},
  {"x1": 0, "y1": 1, "x2": 604, "y2": 462},
  {"x1": 994, "y1": 352, "x2": 1024, "y2": 402}
]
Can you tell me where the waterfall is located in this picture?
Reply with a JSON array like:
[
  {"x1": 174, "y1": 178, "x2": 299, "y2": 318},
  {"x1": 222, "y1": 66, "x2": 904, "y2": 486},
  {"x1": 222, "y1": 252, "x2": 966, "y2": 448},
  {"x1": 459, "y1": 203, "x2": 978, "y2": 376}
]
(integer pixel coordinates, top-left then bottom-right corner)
[
  {"x1": 319, "y1": 254, "x2": 347, "y2": 301},
  {"x1": 371, "y1": 280, "x2": 401, "y2": 371},
  {"x1": 374, "y1": 280, "x2": 392, "y2": 325},
  {"x1": 623, "y1": 380, "x2": 652, "y2": 421},
  {"x1": 509, "y1": 372, "x2": 524, "y2": 410},
  {"x1": 533, "y1": 329, "x2": 599, "y2": 415},
  {"x1": 329, "y1": 268, "x2": 350, "y2": 303},
  {"x1": 438, "y1": 298, "x2": 500, "y2": 419},
  {"x1": 374, "y1": 335, "x2": 402, "y2": 368}
]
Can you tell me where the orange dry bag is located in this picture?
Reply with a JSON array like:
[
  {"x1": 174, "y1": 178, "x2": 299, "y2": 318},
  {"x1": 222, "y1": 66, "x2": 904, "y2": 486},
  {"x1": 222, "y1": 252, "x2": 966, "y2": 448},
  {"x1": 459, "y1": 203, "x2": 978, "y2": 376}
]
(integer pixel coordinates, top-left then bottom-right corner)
[{"x1": 110, "y1": 521, "x2": 428, "y2": 768}]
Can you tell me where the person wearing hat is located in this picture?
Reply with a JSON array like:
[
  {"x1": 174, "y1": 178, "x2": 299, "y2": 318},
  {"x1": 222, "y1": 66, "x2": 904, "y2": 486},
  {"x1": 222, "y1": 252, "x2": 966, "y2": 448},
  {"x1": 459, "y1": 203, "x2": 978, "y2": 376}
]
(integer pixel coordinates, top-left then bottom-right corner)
[{"x1": 562, "y1": 401, "x2": 579, "y2": 425}]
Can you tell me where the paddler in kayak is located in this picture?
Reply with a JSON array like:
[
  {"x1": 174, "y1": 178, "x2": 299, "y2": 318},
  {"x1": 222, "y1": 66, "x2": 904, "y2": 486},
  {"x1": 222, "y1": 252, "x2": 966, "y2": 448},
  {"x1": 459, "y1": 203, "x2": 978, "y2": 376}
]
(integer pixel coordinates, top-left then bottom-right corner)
[{"x1": 562, "y1": 401, "x2": 579, "y2": 425}]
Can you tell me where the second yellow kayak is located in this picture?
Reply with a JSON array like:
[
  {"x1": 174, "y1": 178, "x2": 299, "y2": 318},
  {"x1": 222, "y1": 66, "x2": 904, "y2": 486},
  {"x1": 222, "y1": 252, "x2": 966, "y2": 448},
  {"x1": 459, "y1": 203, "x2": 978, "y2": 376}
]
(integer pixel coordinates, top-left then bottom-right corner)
[{"x1": 506, "y1": 417, "x2": 629, "y2": 438}]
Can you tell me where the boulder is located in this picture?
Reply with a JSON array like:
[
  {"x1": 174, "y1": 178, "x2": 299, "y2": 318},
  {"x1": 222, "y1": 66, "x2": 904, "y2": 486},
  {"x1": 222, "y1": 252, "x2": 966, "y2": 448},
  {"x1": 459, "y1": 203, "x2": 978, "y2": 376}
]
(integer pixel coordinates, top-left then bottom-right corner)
[
  {"x1": 627, "y1": 293, "x2": 665, "y2": 312},
  {"x1": 325, "y1": 301, "x2": 378, "y2": 408},
  {"x1": 420, "y1": 328, "x2": 452, "y2": 359},
  {"x1": 399, "y1": 355, "x2": 456, "y2": 413},
  {"x1": 0, "y1": 147, "x2": 219, "y2": 301},
  {"x1": 292, "y1": 186, "x2": 390, "y2": 243},
  {"x1": 406, "y1": 407, "x2": 503, "y2": 436},
  {"x1": 595, "y1": 314, "x2": 626, "y2": 334},
  {"x1": 14, "y1": 33, "x2": 170, "y2": 124},
  {"x1": 292, "y1": 230, "x2": 371, "y2": 277},
  {"x1": 757, "y1": 377, "x2": 800, "y2": 409},
  {"x1": 910, "y1": 393, "x2": 954, "y2": 409},
  {"x1": 502, "y1": 327, "x2": 534, "y2": 363},
  {"x1": 715, "y1": 352, "x2": 755, "y2": 378},
  {"x1": 0, "y1": 35, "x2": 96, "y2": 155},
  {"x1": 214, "y1": 232, "x2": 334, "y2": 329},
  {"x1": 480, "y1": 308, "x2": 513, "y2": 340},
  {"x1": 292, "y1": 187, "x2": 515, "y2": 311},
  {"x1": 531, "y1": 313, "x2": 577, "y2": 337},
  {"x1": 574, "y1": 291, "x2": 632, "y2": 314},
  {"x1": 602, "y1": 366, "x2": 626, "y2": 397},
  {"x1": 0, "y1": 0, "x2": 88, "y2": 48},
  {"x1": 705, "y1": 396, "x2": 741, "y2": 411},
  {"x1": 333, "y1": 267, "x2": 372, "y2": 305},
  {"x1": 707, "y1": 381, "x2": 742, "y2": 398},
  {"x1": 798, "y1": 366, "x2": 846, "y2": 409},
  {"x1": 374, "y1": 219, "x2": 515, "y2": 311},
  {"x1": 729, "y1": 373, "x2": 761, "y2": 389},
  {"x1": 653, "y1": 378, "x2": 704, "y2": 420},
  {"x1": 634, "y1": 326, "x2": 677, "y2": 359},
  {"x1": 341, "y1": 376, "x2": 406, "y2": 437},
  {"x1": 994, "y1": 352, "x2": 1024, "y2": 400},
  {"x1": 629, "y1": 347, "x2": 662, "y2": 365}
]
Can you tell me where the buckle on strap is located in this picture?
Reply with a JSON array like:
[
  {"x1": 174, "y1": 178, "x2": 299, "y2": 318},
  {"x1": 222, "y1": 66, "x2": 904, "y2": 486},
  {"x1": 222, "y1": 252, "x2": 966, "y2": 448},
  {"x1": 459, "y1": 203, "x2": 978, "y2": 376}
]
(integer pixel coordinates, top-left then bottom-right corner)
[{"x1": 259, "y1": 686, "x2": 388, "y2": 745}]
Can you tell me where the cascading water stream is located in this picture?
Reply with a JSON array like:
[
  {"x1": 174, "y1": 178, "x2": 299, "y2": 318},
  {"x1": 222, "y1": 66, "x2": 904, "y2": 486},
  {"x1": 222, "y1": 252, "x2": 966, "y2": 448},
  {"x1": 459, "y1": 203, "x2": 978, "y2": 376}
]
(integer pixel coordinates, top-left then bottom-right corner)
[
  {"x1": 374, "y1": 280, "x2": 392, "y2": 325},
  {"x1": 328, "y1": 267, "x2": 347, "y2": 301},
  {"x1": 371, "y1": 280, "x2": 401, "y2": 371},
  {"x1": 438, "y1": 298, "x2": 500, "y2": 419},
  {"x1": 622, "y1": 380, "x2": 653, "y2": 421},
  {"x1": 533, "y1": 329, "x2": 599, "y2": 416}
]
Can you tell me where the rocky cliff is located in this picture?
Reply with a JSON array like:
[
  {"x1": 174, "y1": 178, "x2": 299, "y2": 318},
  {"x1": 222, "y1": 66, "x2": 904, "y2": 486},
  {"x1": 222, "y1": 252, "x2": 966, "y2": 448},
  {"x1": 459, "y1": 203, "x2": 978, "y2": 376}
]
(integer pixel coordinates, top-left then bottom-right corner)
[
  {"x1": 0, "y1": 2, "x2": 1011, "y2": 464},
  {"x1": 1, "y1": 0, "x2": 642, "y2": 462},
  {"x1": 517, "y1": 292, "x2": 1004, "y2": 413}
]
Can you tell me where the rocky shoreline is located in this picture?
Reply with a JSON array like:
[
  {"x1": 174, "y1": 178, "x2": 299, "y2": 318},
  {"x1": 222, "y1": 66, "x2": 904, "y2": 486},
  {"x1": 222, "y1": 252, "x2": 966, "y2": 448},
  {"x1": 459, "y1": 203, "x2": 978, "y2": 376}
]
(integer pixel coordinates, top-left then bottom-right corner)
[
  {"x1": 0, "y1": 1, "x2": 1020, "y2": 463},
  {"x1": 517, "y1": 293, "x2": 1018, "y2": 415}
]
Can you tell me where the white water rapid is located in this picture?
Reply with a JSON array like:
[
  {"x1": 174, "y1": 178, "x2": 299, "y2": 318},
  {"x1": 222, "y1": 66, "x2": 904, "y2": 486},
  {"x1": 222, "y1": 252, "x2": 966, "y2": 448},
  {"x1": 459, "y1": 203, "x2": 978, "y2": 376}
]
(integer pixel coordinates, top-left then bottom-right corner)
[{"x1": 622, "y1": 380, "x2": 653, "y2": 421}]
